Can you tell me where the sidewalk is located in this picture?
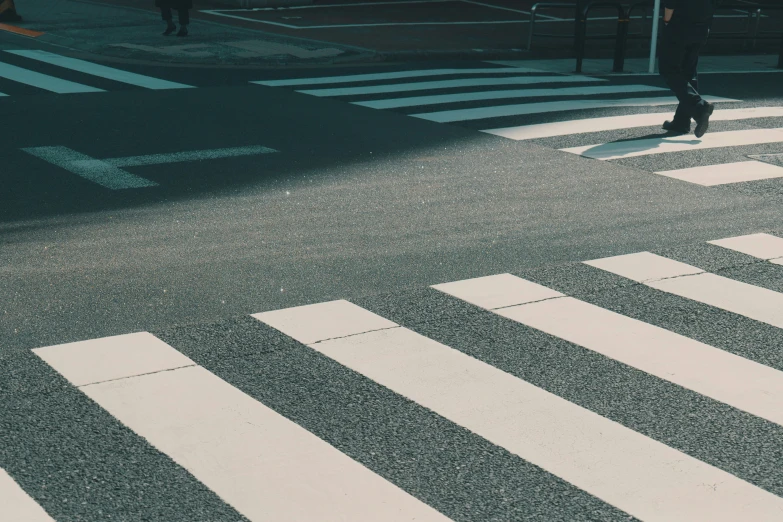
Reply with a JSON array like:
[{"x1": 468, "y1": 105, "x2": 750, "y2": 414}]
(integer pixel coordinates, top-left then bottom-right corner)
[{"x1": 0, "y1": 0, "x2": 780, "y2": 70}]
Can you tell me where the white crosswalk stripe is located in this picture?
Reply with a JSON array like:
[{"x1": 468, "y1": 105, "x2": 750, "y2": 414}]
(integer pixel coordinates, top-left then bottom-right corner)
[
  {"x1": 709, "y1": 233, "x2": 783, "y2": 265},
  {"x1": 0, "y1": 468, "x2": 55, "y2": 522},
  {"x1": 0, "y1": 49, "x2": 192, "y2": 96},
  {"x1": 33, "y1": 332, "x2": 450, "y2": 522},
  {"x1": 585, "y1": 251, "x2": 783, "y2": 329},
  {"x1": 5, "y1": 50, "x2": 193, "y2": 90},
  {"x1": 16, "y1": 232, "x2": 783, "y2": 521},
  {"x1": 254, "y1": 64, "x2": 783, "y2": 188}
]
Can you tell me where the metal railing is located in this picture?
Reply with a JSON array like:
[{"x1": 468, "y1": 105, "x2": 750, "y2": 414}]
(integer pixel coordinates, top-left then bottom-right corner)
[{"x1": 527, "y1": 1, "x2": 783, "y2": 71}]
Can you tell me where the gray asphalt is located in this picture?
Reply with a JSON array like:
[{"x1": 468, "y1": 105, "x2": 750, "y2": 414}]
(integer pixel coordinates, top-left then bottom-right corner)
[{"x1": 2, "y1": 31, "x2": 783, "y2": 521}]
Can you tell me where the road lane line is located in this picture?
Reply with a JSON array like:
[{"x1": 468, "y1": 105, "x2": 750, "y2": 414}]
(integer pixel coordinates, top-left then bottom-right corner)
[
  {"x1": 108, "y1": 145, "x2": 278, "y2": 167},
  {"x1": 256, "y1": 299, "x2": 783, "y2": 522},
  {"x1": 0, "y1": 468, "x2": 54, "y2": 522},
  {"x1": 709, "y1": 233, "x2": 783, "y2": 265},
  {"x1": 22, "y1": 146, "x2": 158, "y2": 189},
  {"x1": 253, "y1": 67, "x2": 556, "y2": 86},
  {"x1": 6, "y1": 50, "x2": 193, "y2": 90},
  {"x1": 33, "y1": 332, "x2": 450, "y2": 522},
  {"x1": 434, "y1": 274, "x2": 783, "y2": 427},
  {"x1": 482, "y1": 106, "x2": 780, "y2": 141},
  {"x1": 0, "y1": 61, "x2": 103, "y2": 93},
  {"x1": 656, "y1": 160, "x2": 783, "y2": 186},
  {"x1": 296, "y1": 75, "x2": 605, "y2": 97},
  {"x1": 354, "y1": 84, "x2": 668, "y2": 109},
  {"x1": 412, "y1": 95, "x2": 736, "y2": 122},
  {"x1": 585, "y1": 252, "x2": 783, "y2": 329},
  {"x1": 562, "y1": 128, "x2": 783, "y2": 160}
]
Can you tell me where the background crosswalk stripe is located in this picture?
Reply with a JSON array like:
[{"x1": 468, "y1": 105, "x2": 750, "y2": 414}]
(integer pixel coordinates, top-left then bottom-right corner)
[
  {"x1": 5, "y1": 50, "x2": 193, "y2": 90},
  {"x1": 656, "y1": 160, "x2": 783, "y2": 186},
  {"x1": 33, "y1": 332, "x2": 449, "y2": 522},
  {"x1": 434, "y1": 274, "x2": 783, "y2": 427},
  {"x1": 482, "y1": 106, "x2": 778, "y2": 141},
  {"x1": 0, "y1": 468, "x2": 55, "y2": 522},
  {"x1": 0, "y1": 61, "x2": 103, "y2": 93},
  {"x1": 296, "y1": 75, "x2": 605, "y2": 97},
  {"x1": 252, "y1": 67, "x2": 557, "y2": 86},
  {"x1": 412, "y1": 95, "x2": 737, "y2": 123},
  {"x1": 562, "y1": 127, "x2": 783, "y2": 160},
  {"x1": 257, "y1": 299, "x2": 783, "y2": 522},
  {"x1": 354, "y1": 84, "x2": 669, "y2": 109},
  {"x1": 709, "y1": 233, "x2": 783, "y2": 263},
  {"x1": 585, "y1": 252, "x2": 783, "y2": 329}
]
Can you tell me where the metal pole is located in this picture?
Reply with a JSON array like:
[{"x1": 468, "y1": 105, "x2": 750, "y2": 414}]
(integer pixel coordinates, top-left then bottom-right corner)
[{"x1": 648, "y1": 0, "x2": 661, "y2": 73}]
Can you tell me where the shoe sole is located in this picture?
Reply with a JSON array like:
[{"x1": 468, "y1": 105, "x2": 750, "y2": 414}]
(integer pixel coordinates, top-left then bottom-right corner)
[{"x1": 694, "y1": 105, "x2": 714, "y2": 138}]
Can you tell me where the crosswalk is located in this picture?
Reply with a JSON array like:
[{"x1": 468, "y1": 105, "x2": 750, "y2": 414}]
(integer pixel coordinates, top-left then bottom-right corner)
[
  {"x1": 255, "y1": 65, "x2": 783, "y2": 187},
  {"x1": 0, "y1": 49, "x2": 192, "y2": 96},
  {"x1": 7, "y1": 231, "x2": 783, "y2": 521}
]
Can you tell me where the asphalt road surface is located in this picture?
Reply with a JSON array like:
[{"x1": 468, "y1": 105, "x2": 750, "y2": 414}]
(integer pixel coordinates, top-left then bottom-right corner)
[{"x1": 3, "y1": 33, "x2": 783, "y2": 521}]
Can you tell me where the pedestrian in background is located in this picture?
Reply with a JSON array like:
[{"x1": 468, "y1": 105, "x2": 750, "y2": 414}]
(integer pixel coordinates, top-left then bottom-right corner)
[
  {"x1": 658, "y1": 0, "x2": 716, "y2": 138},
  {"x1": 156, "y1": 0, "x2": 191, "y2": 37}
]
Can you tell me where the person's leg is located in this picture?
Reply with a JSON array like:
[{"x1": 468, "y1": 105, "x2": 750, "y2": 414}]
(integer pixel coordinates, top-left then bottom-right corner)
[
  {"x1": 176, "y1": 8, "x2": 189, "y2": 36},
  {"x1": 659, "y1": 28, "x2": 691, "y2": 131},
  {"x1": 682, "y1": 39, "x2": 714, "y2": 137},
  {"x1": 177, "y1": 8, "x2": 189, "y2": 26},
  {"x1": 161, "y1": 6, "x2": 176, "y2": 35}
]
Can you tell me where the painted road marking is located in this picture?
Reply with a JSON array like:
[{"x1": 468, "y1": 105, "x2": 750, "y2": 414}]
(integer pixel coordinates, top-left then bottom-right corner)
[
  {"x1": 0, "y1": 61, "x2": 103, "y2": 94},
  {"x1": 656, "y1": 160, "x2": 783, "y2": 186},
  {"x1": 354, "y1": 84, "x2": 669, "y2": 109},
  {"x1": 253, "y1": 67, "x2": 554, "y2": 87},
  {"x1": 482, "y1": 106, "x2": 781, "y2": 141},
  {"x1": 6, "y1": 50, "x2": 193, "y2": 90},
  {"x1": 585, "y1": 252, "x2": 783, "y2": 329},
  {"x1": 107, "y1": 145, "x2": 277, "y2": 167},
  {"x1": 22, "y1": 145, "x2": 279, "y2": 189},
  {"x1": 296, "y1": 75, "x2": 605, "y2": 97},
  {"x1": 0, "y1": 23, "x2": 44, "y2": 38},
  {"x1": 256, "y1": 299, "x2": 783, "y2": 522},
  {"x1": 434, "y1": 274, "x2": 783, "y2": 427},
  {"x1": 709, "y1": 233, "x2": 783, "y2": 264},
  {"x1": 0, "y1": 468, "x2": 54, "y2": 522},
  {"x1": 33, "y1": 333, "x2": 450, "y2": 522},
  {"x1": 413, "y1": 95, "x2": 736, "y2": 123},
  {"x1": 562, "y1": 128, "x2": 783, "y2": 160},
  {"x1": 23, "y1": 146, "x2": 158, "y2": 189}
]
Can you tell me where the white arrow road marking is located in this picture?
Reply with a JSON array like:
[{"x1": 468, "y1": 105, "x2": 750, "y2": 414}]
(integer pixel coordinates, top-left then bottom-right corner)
[{"x1": 22, "y1": 145, "x2": 279, "y2": 189}]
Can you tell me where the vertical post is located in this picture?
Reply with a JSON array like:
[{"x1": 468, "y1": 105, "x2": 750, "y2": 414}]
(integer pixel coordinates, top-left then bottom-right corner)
[
  {"x1": 649, "y1": 0, "x2": 661, "y2": 73},
  {"x1": 574, "y1": 0, "x2": 587, "y2": 73},
  {"x1": 613, "y1": 6, "x2": 629, "y2": 73},
  {"x1": 778, "y1": 30, "x2": 782, "y2": 69}
]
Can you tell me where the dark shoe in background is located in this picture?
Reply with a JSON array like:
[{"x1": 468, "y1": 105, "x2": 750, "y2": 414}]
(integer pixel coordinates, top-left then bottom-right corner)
[
  {"x1": 163, "y1": 22, "x2": 176, "y2": 35},
  {"x1": 176, "y1": 25, "x2": 188, "y2": 37}
]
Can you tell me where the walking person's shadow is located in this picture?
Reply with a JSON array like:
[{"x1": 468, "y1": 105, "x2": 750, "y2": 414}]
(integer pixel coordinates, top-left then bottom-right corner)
[{"x1": 575, "y1": 130, "x2": 702, "y2": 160}]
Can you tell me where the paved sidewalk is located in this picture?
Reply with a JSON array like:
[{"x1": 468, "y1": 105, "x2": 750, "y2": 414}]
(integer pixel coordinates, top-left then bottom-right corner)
[
  {"x1": 0, "y1": 0, "x2": 376, "y2": 66},
  {"x1": 0, "y1": 0, "x2": 780, "y2": 69}
]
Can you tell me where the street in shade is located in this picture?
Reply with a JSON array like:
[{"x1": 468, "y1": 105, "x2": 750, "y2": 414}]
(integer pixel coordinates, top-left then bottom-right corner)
[{"x1": 2, "y1": 10, "x2": 783, "y2": 522}]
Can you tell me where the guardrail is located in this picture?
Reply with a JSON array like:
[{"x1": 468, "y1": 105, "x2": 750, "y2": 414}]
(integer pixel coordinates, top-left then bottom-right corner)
[{"x1": 527, "y1": 1, "x2": 783, "y2": 72}]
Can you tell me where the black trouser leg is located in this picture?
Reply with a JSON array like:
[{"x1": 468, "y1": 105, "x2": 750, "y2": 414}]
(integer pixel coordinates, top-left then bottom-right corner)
[
  {"x1": 160, "y1": 6, "x2": 173, "y2": 21},
  {"x1": 177, "y1": 8, "x2": 189, "y2": 26},
  {"x1": 660, "y1": 30, "x2": 706, "y2": 122}
]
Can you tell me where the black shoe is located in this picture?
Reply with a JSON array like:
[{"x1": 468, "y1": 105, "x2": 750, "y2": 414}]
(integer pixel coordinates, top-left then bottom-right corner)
[
  {"x1": 694, "y1": 102, "x2": 714, "y2": 138},
  {"x1": 662, "y1": 120, "x2": 691, "y2": 134},
  {"x1": 176, "y1": 26, "x2": 188, "y2": 37},
  {"x1": 163, "y1": 22, "x2": 176, "y2": 35}
]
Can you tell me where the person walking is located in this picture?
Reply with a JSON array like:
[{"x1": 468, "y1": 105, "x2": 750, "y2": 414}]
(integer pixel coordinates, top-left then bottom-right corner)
[
  {"x1": 156, "y1": 0, "x2": 192, "y2": 37},
  {"x1": 658, "y1": 0, "x2": 716, "y2": 138}
]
